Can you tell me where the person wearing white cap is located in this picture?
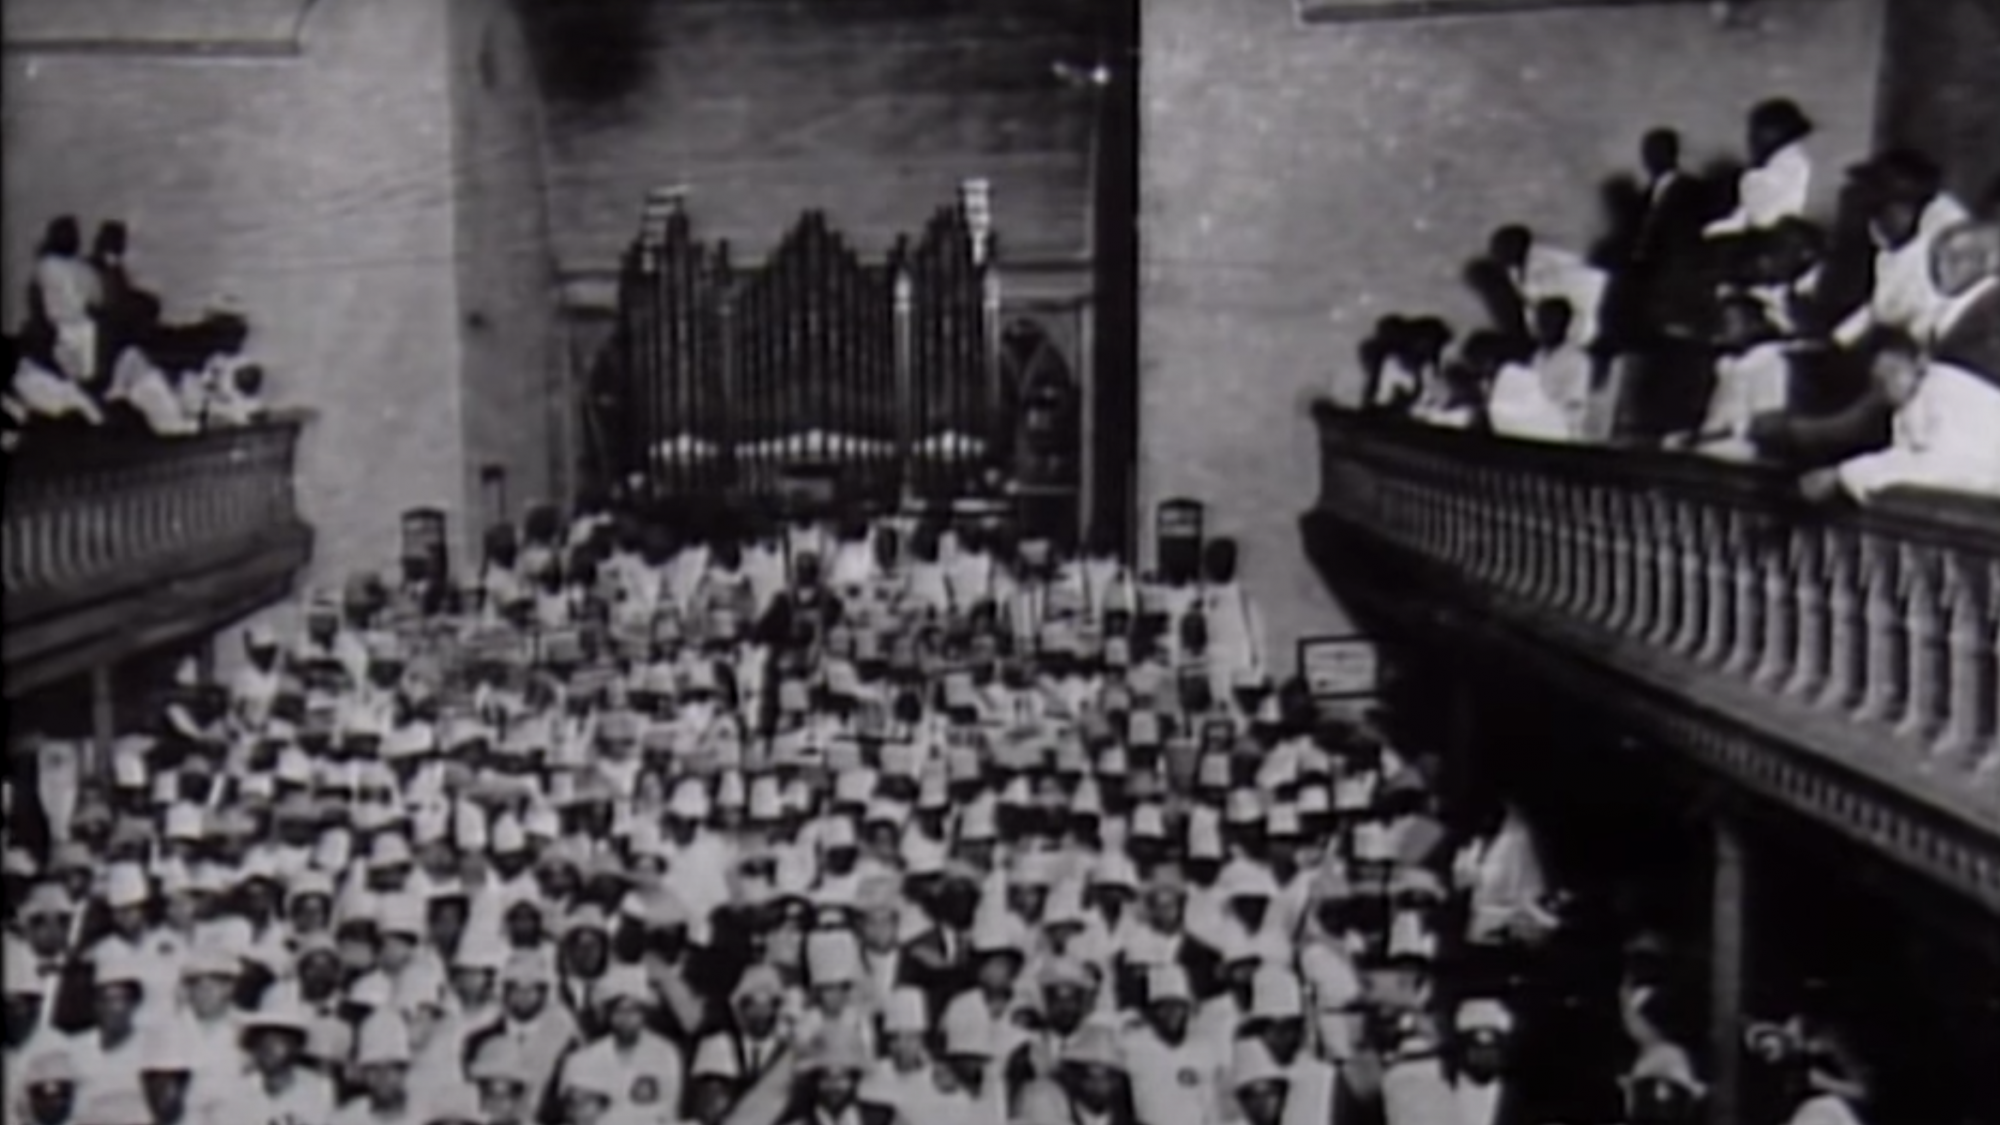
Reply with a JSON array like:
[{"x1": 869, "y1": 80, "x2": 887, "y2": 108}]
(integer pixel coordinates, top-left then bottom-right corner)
[
  {"x1": 1229, "y1": 1038, "x2": 1293, "y2": 1125},
  {"x1": 461, "y1": 950, "x2": 577, "y2": 1116},
  {"x1": 164, "y1": 941, "x2": 247, "y2": 1100},
  {"x1": 230, "y1": 621, "x2": 286, "y2": 728},
  {"x1": 798, "y1": 929, "x2": 876, "y2": 1063},
  {"x1": 467, "y1": 1035, "x2": 534, "y2": 1125},
  {"x1": 5, "y1": 936, "x2": 77, "y2": 1118},
  {"x1": 69, "y1": 947, "x2": 150, "y2": 1114},
  {"x1": 780, "y1": 1025, "x2": 899, "y2": 1125},
  {"x1": 1446, "y1": 998, "x2": 1525, "y2": 1125},
  {"x1": 338, "y1": 1010, "x2": 417, "y2": 1124},
  {"x1": 558, "y1": 966, "x2": 683, "y2": 1125},
  {"x1": 1121, "y1": 965, "x2": 1227, "y2": 1125},
  {"x1": 683, "y1": 1032, "x2": 747, "y2": 1125},
  {"x1": 1242, "y1": 966, "x2": 1337, "y2": 1125},
  {"x1": 16, "y1": 1048, "x2": 82, "y2": 1125},
  {"x1": 218, "y1": 991, "x2": 334, "y2": 1125},
  {"x1": 860, "y1": 987, "x2": 933, "y2": 1116}
]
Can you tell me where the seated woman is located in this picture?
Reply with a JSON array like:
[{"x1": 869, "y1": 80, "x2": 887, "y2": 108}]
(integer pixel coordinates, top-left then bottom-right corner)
[
  {"x1": 1408, "y1": 355, "x2": 1487, "y2": 432},
  {"x1": 104, "y1": 344, "x2": 198, "y2": 436},
  {"x1": 1670, "y1": 295, "x2": 1790, "y2": 460},
  {"x1": 204, "y1": 362, "x2": 269, "y2": 427},
  {"x1": 1802, "y1": 332, "x2": 2000, "y2": 502},
  {"x1": 1360, "y1": 315, "x2": 1414, "y2": 412},
  {"x1": 1481, "y1": 326, "x2": 1575, "y2": 443},
  {"x1": 9, "y1": 322, "x2": 105, "y2": 428},
  {"x1": 1705, "y1": 98, "x2": 1815, "y2": 238}
]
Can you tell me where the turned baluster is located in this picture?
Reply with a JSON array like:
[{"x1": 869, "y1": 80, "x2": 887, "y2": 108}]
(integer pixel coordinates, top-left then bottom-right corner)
[
  {"x1": 1626, "y1": 495, "x2": 1663, "y2": 641},
  {"x1": 1523, "y1": 476, "x2": 1553, "y2": 605},
  {"x1": 1815, "y1": 529, "x2": 1864, "y2": 714},
  {"x1": 1640, "y1": 494, "x2": 1688, "y2": 644},
  {"x1": 1605, "y1": 491, "x2": 1638, "y2": 634},
  {"x1": 1752, "y1": 530, "x2": 1798, "y2": 694},
  {"x1": 1589, "y1": 489, "x2": 1620, "y2": 626},
  {"x1": 1722, "y1": 519, "x2": 1768, "y2": 678},
  {"x1": 1552, "y1": 479, "x2": 1583, "y2": 611},
  {"x1": 1566, "y1": 486, "x2": 1597, "y2": 619},
  {"x1": 1670, "y1": 504, "x2": 1709, "y2": 655},
  {"x1": 1853, "y1": 535, "x2": 1908, "y2": 726},
  {"x1": 50, "y1": 474, "x2": 83, "y2": 587},
  {"x1": 1984, "y1": 576, "x2": 2000, "y2": 779},
  {"x1": 1931, "y1": 554, "x2": 1996, "y2": 770},
  {"x1": 1696, "y1": 509, "x2": 1741, "y2": 667},
  {"x1": 1895, "y1": 544, "x2": 1948, "y2": 747},
  {"x1": 1785, "y1": 528, "x2": 1830, "y2": 702}
]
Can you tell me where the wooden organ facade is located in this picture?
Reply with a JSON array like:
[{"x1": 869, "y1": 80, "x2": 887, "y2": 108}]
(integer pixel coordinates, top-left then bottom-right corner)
[{"x1": 602, "y1": 182, "x2": 1085, "y2": 542}]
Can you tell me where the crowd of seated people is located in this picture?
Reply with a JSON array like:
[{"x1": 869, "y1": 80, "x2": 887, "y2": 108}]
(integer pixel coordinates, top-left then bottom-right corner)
[
  {"x1": 3, "y1": 216, "x2": 270, "y2": 455},
  {"x1": 1360, "y1": 96, "x2": 2000, "y2": 504},
  {"x1": 7, "y1": 493, "x2": 1896, "y2": 1125}
]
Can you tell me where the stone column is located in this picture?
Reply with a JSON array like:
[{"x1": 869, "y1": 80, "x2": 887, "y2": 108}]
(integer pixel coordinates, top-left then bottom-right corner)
[{"x1": 1709, "y1": 818, "x2": 1749, "y2": 1125}]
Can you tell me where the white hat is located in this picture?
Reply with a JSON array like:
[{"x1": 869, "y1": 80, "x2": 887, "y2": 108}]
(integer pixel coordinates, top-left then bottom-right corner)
[
  {"x1": 748, "y1": 776, "x2": 784, "y2": 821},
  {"x1": 1456, "y1": 998, "x2": 1514, "y2": 1037},
  {"x1": 524, "y1": 805, "x2": 561, "y2": 840},
  {"x1": 1090, "y1": 852, "x2": 1140, "y2": 892},
  {"x1": 454, "y1": 804, "x2": 490, "y2": 853},
  {"x1": 716, "y1": 771, "x2": 747, "y2": 810},
  {"x1": 1219, "y1": 859, "x2": 1279, "y2": 902},
  {"x1": 883, "y1": 987, "x2": 929, "y2": 1034},
  {"x1": 835, "y1": 768, "x2": 879, "y2": 806},
  {"x1": 805, "y1": 929, "x2": 862, "y2": 985},
  {"x1": 491, "y1": 814, "x2": 527, "y2": 855},
  {"x1": 276, "y1": 746, "x2": 314, "y2": 786},
  {"x1": 971, "y1": 910, "x2": 1028, "y2": 956},
  {"x1": 597, "y1": 966, "x2": 652, "y2": 1008},
  {"x1": 959, "y1": 798, "x2": 998, "y2": 843},
  {"x1": 1267, "y1": 804, "x2": 1302, "y2": 839},
  {"x1": 691, "y1": 1034, "x2": 742, "y2": 1081},
  {"x1": 902, "y1": 833, "x2": 947, "y2": 876},
  {"x1": 942, "y1": 998, "x2": 996, "y2": 1058},
  {"x1": 165, "y1": 803, "x2": 205, "y2": 843},
  {"x1": 377, "y1": 894, "x2": 426, "y2": 939},
  {"x1": 1298, "y1": 785, "x2": 1331, "y2": 815},
  {"x1": 1130, "y1": 805, "x2": 1167, "y2": 841},
  {"x1": 819, "y1": 816, "x2": 858, "y2": 852},
  {"x1": 1187, "y1": 808, "x2": 1225, "y2": 861},
  {"x1": 670, "y1": 779, "x2": 712, "y2": 821},
  {"x1": 93, "y1": 946, "x2": 145, "y2": 991},
  {"x1": 5, "y1": 939, "x2": 44, "y2": 995},
  {"x1": 1225, "y1": 788, "x2": 1265, "y2": 826},
  {"x1": 1249, "y1": 966, "x2": 1305, "y2": 1021},
  {"x1": 1198, "y1": 753, "x2": 1232, "y2": 791},
  {"x1": 356, "y1": 1010, "x2": 413, "y2": 1066},
  {"x1": 1230, "y1": 1038, "x2": 1289, "y2": 1092},
  {"x1": 104, "y1": 863, "x2": 150, "y2": 909}
]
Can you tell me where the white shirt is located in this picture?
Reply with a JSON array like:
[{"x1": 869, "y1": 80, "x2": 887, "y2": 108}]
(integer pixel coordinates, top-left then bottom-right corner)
[
  {"x1": 12, "y1": 359, "x2": 105, "y2": 424},
  {"x1": 1699, "y1": 342, "x2": 1792, "y2": 456},
  {"x1": 1707, "y1": 141, "x2": 1812, "y2": 235},
  {"x1": 1836, "y1": 194, "x2": 1971, "y2": 345},
  {"x1": 106, "y1": 350, "x2": 196, "y2": 435},
  {"x1": 1487, "y1": 362, "x2": 1574, "y2": 443},
  {"x1": 1837, "y1": 362, "x2": 2000, "y2": 500},
  {"x1": 1515, "y1": 245, "x2": 1608, "y2": 348}
]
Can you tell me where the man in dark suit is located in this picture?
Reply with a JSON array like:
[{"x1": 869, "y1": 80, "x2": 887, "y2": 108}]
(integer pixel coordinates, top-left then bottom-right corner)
[{"x1": 899, "y1": 867, "x2": 980, "y2": 1015}]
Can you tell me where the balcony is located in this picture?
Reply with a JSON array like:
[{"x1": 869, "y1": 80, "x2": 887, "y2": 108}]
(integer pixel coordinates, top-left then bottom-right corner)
[
  {"x1": 1301, "y1": 403, "x2": 2000, "y2": 917},
  {"x1": 4, "y1": 413, "x2": 315, "y2": 696}
]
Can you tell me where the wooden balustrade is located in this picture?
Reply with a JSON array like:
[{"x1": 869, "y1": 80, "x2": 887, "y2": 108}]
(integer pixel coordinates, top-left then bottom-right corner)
[
  {"x1": 4, "y1": 414, "x2": 312, "y2": 627},
  {"x1": 1311, "y1": 404, "x2": 2000, "y2": 805}
]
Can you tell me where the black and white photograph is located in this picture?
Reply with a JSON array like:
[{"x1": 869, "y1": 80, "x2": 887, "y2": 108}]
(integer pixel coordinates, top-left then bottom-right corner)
[{"x1": 2, "y1": 0, "x2": 1996, "y2": 1123}]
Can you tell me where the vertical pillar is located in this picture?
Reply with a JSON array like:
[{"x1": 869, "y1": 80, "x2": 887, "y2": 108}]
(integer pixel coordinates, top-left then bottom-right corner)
[
  {"x1": 1709, "y1": 818, "x2": 1749, "y2": 1125},
  {"x1": 88, "y1": 663, "x2": 117, "y2": 781}
]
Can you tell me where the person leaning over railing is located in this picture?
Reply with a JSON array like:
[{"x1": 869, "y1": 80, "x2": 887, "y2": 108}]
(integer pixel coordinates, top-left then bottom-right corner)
[{"x1": 1796, "y1": 329, "x2": 2000, "y2": 504}]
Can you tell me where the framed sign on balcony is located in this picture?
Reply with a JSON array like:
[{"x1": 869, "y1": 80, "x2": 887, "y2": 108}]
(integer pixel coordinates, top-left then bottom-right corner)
[{"x1": 1299, "y1": 634, "x2": 1382, "y2": 720}]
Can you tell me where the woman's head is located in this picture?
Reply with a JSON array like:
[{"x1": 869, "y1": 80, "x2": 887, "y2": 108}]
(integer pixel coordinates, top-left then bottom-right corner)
[
  {"x1": 1932, "y1": 220, "x2": 2000, "y2": 298},
  {"x1": 1748, "y1": 98, "x2": 1812, "y2": 163},
  {"x1": 39, "y1": 217, "x2": 82, "y2": 258}
]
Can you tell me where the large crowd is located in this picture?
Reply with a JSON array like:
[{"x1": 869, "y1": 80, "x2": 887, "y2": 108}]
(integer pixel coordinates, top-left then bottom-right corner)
[
  {"x1": 1361, "y1": 98, "x2": 2000, "y2": 504},
  {"x1": 3, "y1": 215, "x2": 270, "y2": 455},
  {"x1": 1, "y1": 508, "x2": 1878, "y2": 1125}
]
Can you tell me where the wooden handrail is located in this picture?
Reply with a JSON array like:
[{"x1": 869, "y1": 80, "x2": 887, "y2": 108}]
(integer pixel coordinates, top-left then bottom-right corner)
[
  {"x1": 3, "y1": 412, "x2": 313, "y2": 624},
  {"x1": 1311, "y1": 401, "x2": 2000, "y2": 802}
]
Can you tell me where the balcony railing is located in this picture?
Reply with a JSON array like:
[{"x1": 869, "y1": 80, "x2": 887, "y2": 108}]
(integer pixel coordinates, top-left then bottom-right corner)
[
  {"x1": 3, "y1": 413, "x2": 314, "y2": 692},
  {"x1": 1308, "y1": 404, "x2": 2000, "y2": 891}
]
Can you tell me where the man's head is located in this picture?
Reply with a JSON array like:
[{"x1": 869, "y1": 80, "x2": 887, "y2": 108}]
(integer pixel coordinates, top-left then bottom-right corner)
[
  {"x1": 1642, "y1": 129, "x2": 1681, "y2": 178},
  {"x1": 1867, "y1": 331, "x2": 1926, "y2": 408},
  {"x1": 1531, "y1": 298, "x2": 1574, "y2": 350},
  {"x1": 1932, "y1": 220, "x2": 2000, "y2": 298},
  {"x1": 1858, "y1": 150, "x2": 1944, "y2": 249},
  {"x1": 1488, "y1": 225, "x2": 1533, "y2": 272}
]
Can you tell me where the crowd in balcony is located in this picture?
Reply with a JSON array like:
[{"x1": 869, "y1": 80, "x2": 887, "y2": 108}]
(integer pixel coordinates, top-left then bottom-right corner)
[
  {"x1": 0, "y1": 500, "x2": 1877, "y2": 1125},
  {"x1": 1360, "y1": 97, "x2": 2000, "y2": 504},
  {"x1": 3, "y1": 216, "x2": 270, "y2": 456}
]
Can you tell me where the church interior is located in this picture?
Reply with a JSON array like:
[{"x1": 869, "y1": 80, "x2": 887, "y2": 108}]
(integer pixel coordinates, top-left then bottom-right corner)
[{"x1": 4, "y1": 1, "x2": 1999, "y2": 1124}]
